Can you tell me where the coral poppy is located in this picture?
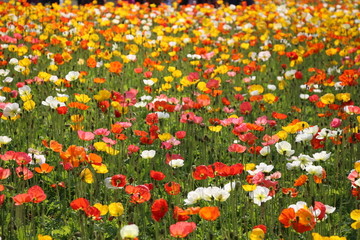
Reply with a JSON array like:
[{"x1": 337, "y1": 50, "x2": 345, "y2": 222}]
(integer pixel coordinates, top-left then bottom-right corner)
[{"x1": 169, "y1": 221, "x2": 196, "y2": 238}]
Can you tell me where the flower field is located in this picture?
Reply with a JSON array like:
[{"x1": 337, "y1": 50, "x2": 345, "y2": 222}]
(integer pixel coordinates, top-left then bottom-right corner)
[{"x1": 0, "y1": 0, "x2": 360, "y2": 239}]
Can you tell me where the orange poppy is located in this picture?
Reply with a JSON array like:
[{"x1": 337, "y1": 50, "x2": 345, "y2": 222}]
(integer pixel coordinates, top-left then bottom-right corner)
[
  {"x1": 60, "y1": 145, "x2": 87, "y2": 168},
  {"x1": 42, "y1": 140, "x2": 63, "y2": 153},
  {"x1": 313, "y1": 169, "x2": 326, "y2": 184},
  {"x1": 272, "y1": 112, "x2": 287, "y2": 120},
  {"x1": 278, "y1": 208, "x2": 295, "y2": 228},
  {"x1": 199, "y1": 206, "x2": 220, "y2": 221},
  {"x1": 93, "y1": 78, "x2": 106, "y2": 84},
  {"x1": 68, "y1": 102, "x2": 90, "y2": 110},
  {"x1": 294, "y1": 175, "x2": 308, "y2": 187},
  {"x1": 86, "y1": 57, "x2": 97, "y2": 68},
  {"x1": 34, "y1": 163, "x2": 54, "y2": 174},
  {"x1": 86, "y1": 153, "x2": 102, "y2": 165},
  {"x1": 109, "y1": 61, "x2": 123, "y2": 74},
  {"x1": 292, "y1": 208, "x2": 316, "y2": 233}
]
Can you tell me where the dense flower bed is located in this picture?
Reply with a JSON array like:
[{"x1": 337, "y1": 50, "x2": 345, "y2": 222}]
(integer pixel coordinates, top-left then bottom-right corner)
[{"x1": 0, "y1": 0, "x2": 360, "y2": 239}]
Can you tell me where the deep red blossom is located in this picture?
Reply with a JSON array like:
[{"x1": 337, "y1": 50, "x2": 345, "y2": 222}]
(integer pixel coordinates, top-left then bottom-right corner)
[
  {"x1": 151, "y1": 199, "x2": 168, "y2": 222},
  {"x1": 150, "y1": 170, "x2": 166, "y2": 181},
  {"x1": 111, "y1": 174, "x2": 127, "y2": 188}
]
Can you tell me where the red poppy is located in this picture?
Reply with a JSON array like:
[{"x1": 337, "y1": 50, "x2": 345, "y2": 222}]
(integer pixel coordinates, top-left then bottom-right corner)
[
  {"x1": 84, "y1": 206, "x2": 101, "y2": 220},
  {"x1": 111, "y1": 175, "x2": 127, "y2": 188},
  {"x1": 145, "y1": 113, "x2": 159, "y2": 125},
  {"x1": 27, "y1": 185, "x2": 46, "y2": 203},
  {"x1": 253, "y1": 225, "x2": 267, "y2": 233},
  {"x1": 175, "y1": 131, "x2": 186, "y2": 139},
  {"x1": 229, "y1": 163, "x2": 244, "y2": 175},
  {"x1": 213, "y1": 162, "x2": 230, "y2": 177},
  {"x1": 192, "y1": 165, "x2": 214, "y2": 180},
  {"x1": 164, "y1": 182, "x2": 181, "y2": 195},
  {"x1": 70, "y1": 198, "x2": 90, "y2": 211},
  {"x1": 150, "y1": 170, "x2": 166, "y2": 181},
  {"x1": 169, "y1": 221, "x2": 196, "y2": 238},
  {"x1": 56, "y1": 106, "x2": 68, "y2": 115},
  {"x1": 125, "y1": 185, "x2": 151, "y2": 204},
  {"x1": 0, "y1": 194, "x2": 4, "y2": 206},
  {"x1": 14, "y1": 152, "x2": 32, "y2": 165},
  {"x1": 151, "y1": 198, "x2": 168, "y2": 222},
  {"x1": 13, "y1": 193, "x2": 32, "y2": 205},
  {"x1": 240, "y1": 102, "x2": 252, "y2": 115}
]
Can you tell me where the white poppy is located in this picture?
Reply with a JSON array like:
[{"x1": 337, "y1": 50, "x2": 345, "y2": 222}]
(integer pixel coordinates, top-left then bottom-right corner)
[
  {"x1": 120, "y1": 224, "x2": 139, "y2": 239},
  {"x1": 3, "y1": 103, "x2": 21, "y2": 118},
  {"x1": 275, "y1": 141, "x2": 295, "y2": 156},
  {"x1": 168, "y1": 159, "x2": 184, "y2": 168},
  {"x1": 140, "y1": 150, "x2": 156, "y2": 159},
  {"x1": 249, "y1": 186, "x2": 272, "y2": 206}
]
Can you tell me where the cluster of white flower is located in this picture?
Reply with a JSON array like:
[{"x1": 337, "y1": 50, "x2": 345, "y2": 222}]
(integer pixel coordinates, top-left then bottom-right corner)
[{"x1": 184, "y1": 185, "x2": 233, "y2": 205}]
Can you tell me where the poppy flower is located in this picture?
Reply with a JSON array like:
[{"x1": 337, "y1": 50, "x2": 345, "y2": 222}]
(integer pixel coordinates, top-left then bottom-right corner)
[
  {"x1": 108, "y1": 202, "x2": 124, "y2": 217},
  {"x1": 150, "y1": 170, "x2": 166, "y2": 181},
  {"x1": 173, "y1": 206, "x2": 196, "y2": 221},
  {"x1": 292, "y1": 208, "x2": 316, "y2": 233},
  {"x1": 16, "y1": 166, "x2": 33, "y2": 180},
  {"x1": 110, "y1": 174, "x2": 127, "y2": 188},
  {"x1": 34, "y1": 163, "x2": 54, "y2": 174},
  {"x1": 294, "y1": 175, "x2": 308, "y2": 187},
  {"x1": 281, "y1": 188, "x2": 299, "y2": 198},
  {"x1": 169, "y1": 221, "x2": 196, "y2": 238},
  {"x1": 0, "y1": 167, "x2": 11, "y2": 179},
  {"x1": 278, "y1": 208, "x2": 296, "y2": 228},
  {"x1": 70, "y1": 198, "x2": 90, "y2": 211},
  {"x1": 151, "y1": 198, "x2": 168, "y2": 221},
  {"x1": 120, "y1": 224, "x2": 139, "y2": 239},
  {"x1": 192, "y1": 165, "x2": 214, "y2": 180},
  {"x1": 86, "y1": 153, "x2": 102, "y2": 165},
  {"x1": 80, "y1": 168, "x2": 94, "y2": 184},
  {"x1": 13, "y1": 193, "x2": 32, "y2": 205},
  {"x1": 239, "y1": 101, "x2": 252, "y2": 115},
  {"x1": 84, "y1": 206, "x2": 101, "y2": 220},
  {"x1": 56, "y1": 106, "x2": 68, "y2": 115},
  {"x1": 199, "y1": 206, "x2": 220, "y2": 221},
  {"x1": 77, "y1": 130, "x2": 95, "y2": 141},
  {"x1": 228, "y1": 143, "x2": 247, "y2": 153},
  {"x1": 272, "y1": 112, "x2": 287, "y2": 120},
  {"x1": 164, "y1": 182, "x2": 181, "y2": 195},
  {"x1": 27, "y1": 185, "x2": 46, "y2": 203},
  {"x1": 125, "y1": 185, "x2": 151, "y2": 204},
  {"x1": 108, "y1": 61, "x2": 123, "y2": 74},
  {"x1": 60, "y1": 145, "x2": 86, "y2": 168}
]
